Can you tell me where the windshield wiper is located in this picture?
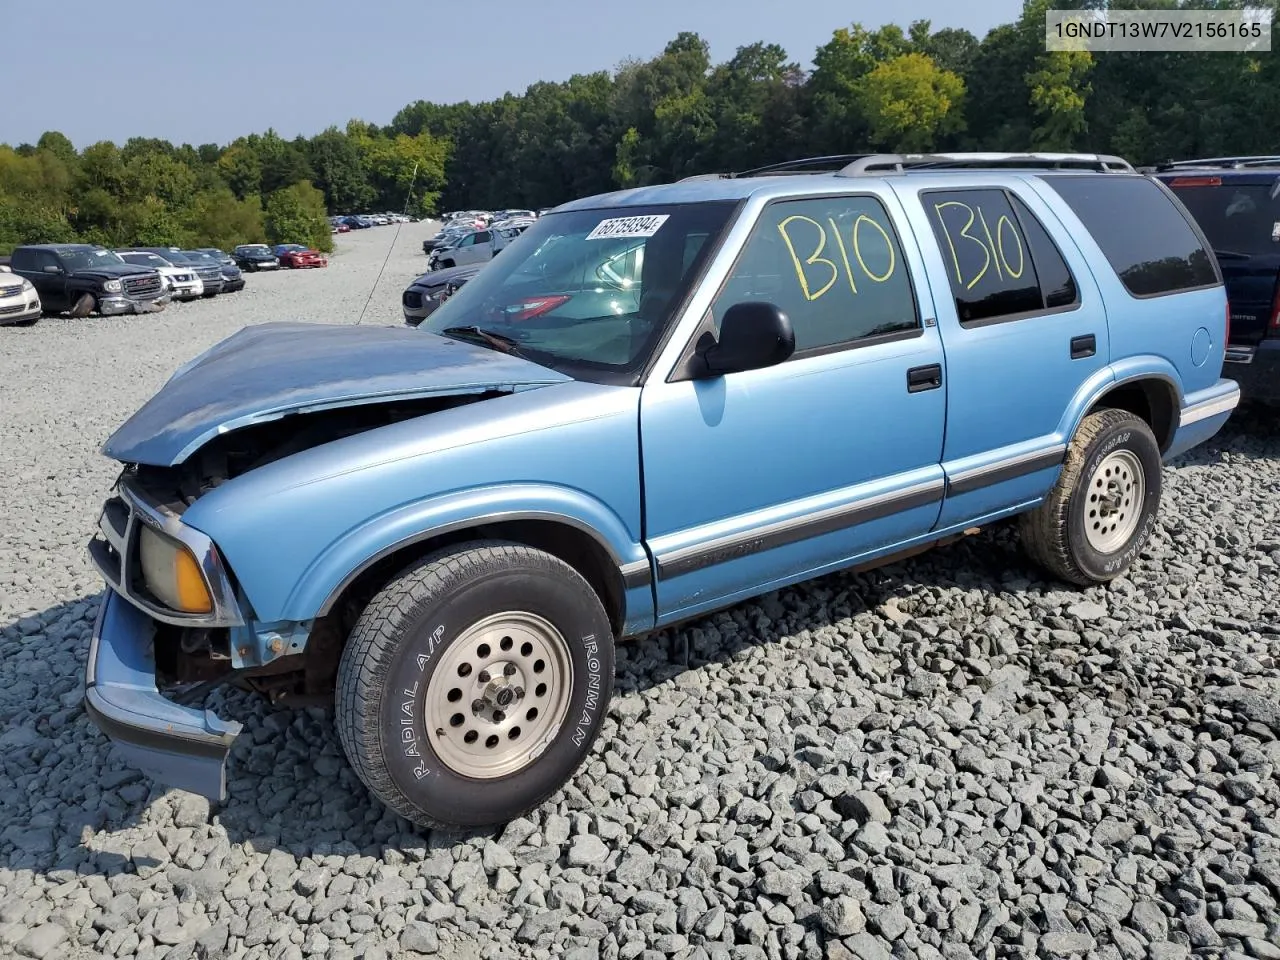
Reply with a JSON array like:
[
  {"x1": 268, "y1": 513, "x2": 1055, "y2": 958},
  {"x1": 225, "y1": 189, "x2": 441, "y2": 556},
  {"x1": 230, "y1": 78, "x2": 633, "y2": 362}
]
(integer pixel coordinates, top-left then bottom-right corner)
[{"x1": 441, "y1": 325, "x2": 525, "y2": 356}]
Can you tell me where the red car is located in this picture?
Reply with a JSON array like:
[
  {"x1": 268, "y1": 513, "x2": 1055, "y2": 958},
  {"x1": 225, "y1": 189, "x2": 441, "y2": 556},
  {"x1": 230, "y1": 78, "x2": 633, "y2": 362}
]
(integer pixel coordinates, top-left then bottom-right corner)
[{"x1": 273, "y1": 244, "x2": 329, "y2": 268}]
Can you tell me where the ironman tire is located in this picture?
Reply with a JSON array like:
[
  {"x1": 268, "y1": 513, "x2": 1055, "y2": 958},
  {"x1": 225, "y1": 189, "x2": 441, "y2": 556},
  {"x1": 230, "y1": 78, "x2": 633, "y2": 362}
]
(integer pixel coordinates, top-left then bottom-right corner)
[
  {"x1": 1020, "y1": 408, "x2": 1162, "y2": 586},
  {"x1": 335, "y1": 540, "x2": 615, "y2": 830}
]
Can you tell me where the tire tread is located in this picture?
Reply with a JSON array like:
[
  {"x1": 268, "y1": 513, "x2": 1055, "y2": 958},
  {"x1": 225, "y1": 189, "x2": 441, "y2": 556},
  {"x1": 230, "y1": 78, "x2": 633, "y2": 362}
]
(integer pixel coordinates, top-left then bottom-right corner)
[
  {"x1": 1019, "y1": 407, "x2": 1155, "y2": 587},
  {"x1": 335, "y1": 540, "x2": 607, "y2": 829}
]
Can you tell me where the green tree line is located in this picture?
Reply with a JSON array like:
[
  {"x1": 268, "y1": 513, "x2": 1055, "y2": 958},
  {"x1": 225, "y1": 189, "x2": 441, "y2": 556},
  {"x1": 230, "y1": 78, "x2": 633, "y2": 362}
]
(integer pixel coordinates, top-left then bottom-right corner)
[{"x1": 3, "y1": 0, "x2": 1278, "y2": 254}]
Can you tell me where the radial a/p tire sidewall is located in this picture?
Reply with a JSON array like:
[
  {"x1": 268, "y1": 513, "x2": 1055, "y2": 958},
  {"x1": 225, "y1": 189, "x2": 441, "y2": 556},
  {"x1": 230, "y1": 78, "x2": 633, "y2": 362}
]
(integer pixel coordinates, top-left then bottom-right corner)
[
  {"x1": 377, "y1": 569, "x2": 612, "y2": 828},
  {"x1": 1066, "y1": 418, "x2": 1162, "y2": 582}
]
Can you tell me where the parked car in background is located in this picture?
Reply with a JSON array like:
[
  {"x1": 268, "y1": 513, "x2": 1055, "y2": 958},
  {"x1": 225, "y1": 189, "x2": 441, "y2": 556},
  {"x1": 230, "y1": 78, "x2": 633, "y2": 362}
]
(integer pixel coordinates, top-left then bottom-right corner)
[
  {"x1": 117, "y1": 250, "x2": 204, "y2": 301},
  {"x1": 428, "y1": 228, "x2": 493, "y2": 270},
  {"x1": 1154, "y1": 155, "x2": 1280, "y2": 406},
  {"x1": 401, "y1": 263, "x2": 484, "y2": 326},
  {"x1": 81, "y1": 152, "x2": 1240, "y2": 831},
  {"x1": 9, "y1": 244, "x2": 169, "y2": 316},
  {"x1": 156, "y1": 249, "x2": 222, "y2": 297},
  {"x1": 233, "y1": 244, "x2": 280, "y2": 271},
  {"x1": 273, "y1": 244, "x2": 329, "y2": 268},
  {"x1": 186, "y1": 249, "x2": 243, "y2": 293},
  {"x1": 0, "y1": 271, "x2": 42, "y2": 326},
  {"x1": 195, "y1": 248, "x2": 236, "y2": 268}
]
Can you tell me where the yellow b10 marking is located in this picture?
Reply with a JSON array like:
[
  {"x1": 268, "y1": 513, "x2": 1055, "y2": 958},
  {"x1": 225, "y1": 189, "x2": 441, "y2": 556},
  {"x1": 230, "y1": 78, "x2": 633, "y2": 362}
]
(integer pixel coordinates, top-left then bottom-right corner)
[
  {"x1": 776, "y1": 213, "x2": 898, "y2": 302},
  {"x1": 932, "y1": 200, "x2": 1025, "y2": 291}
]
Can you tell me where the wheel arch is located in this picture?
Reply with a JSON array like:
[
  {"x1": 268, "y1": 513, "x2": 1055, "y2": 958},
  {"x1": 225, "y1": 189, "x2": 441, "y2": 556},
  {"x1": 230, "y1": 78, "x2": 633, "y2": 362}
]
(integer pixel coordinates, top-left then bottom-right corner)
[
  {"x1": 310, "y1": 511, "x2": 644, "y2": 641},
  {"x1": 1083, "y1": 374, "x2": 1179, "y2": 453},
  {"x1": 1066, "y1": 363, "x2": 1182, "y2": 454}
]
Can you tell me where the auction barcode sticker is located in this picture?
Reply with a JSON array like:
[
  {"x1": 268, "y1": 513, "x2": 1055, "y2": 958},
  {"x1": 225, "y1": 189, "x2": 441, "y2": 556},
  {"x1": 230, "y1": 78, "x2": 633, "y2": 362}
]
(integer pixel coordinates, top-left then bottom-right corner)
[{"x1": 586, "y1": 215, "x2": 669, "y2": 240}]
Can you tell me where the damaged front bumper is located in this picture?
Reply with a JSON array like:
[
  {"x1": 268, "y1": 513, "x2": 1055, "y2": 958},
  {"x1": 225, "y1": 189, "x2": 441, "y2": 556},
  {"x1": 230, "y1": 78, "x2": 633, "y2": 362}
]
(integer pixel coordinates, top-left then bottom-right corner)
[{"x1": 83, "y1": 588, "x2": 242, "y2": 801}]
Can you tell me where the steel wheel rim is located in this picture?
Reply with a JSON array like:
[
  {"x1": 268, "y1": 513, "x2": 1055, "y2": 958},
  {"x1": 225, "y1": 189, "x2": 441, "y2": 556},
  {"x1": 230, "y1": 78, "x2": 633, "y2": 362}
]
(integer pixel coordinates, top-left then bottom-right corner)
[
  {"x1": 1085, "y1": 449, "x2": 1145, "y2": 553},
  {"x1": 424, "y1": 611, "x2": 573, "y2": 779}
]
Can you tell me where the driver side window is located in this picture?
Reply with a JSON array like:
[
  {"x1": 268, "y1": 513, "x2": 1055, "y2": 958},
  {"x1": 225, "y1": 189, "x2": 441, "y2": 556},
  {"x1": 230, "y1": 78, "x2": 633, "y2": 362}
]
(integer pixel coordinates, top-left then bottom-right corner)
[{"x1": 710, "y1": 195, "x2": 921, "y2": 356}]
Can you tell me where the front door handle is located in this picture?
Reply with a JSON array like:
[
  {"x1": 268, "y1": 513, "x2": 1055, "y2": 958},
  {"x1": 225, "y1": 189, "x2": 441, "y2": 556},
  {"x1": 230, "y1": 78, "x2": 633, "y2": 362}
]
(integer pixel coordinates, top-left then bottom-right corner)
[
  {"x1": 907, "y1": 363, "x2": 943, "y2": 393},
  {"x1": 1070, "y1": 334, "x2": 1096, "y2": 359}
]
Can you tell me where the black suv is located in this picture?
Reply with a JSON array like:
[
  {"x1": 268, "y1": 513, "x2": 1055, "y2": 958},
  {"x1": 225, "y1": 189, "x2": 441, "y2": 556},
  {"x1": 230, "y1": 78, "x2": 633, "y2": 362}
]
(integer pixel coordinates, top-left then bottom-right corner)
[
  {"x1": 8, "y1": 244, "x2": 170, "y2": 317},
  {"x1": 1153, "y1": 156, "x2": 1280, "y2": 405}
]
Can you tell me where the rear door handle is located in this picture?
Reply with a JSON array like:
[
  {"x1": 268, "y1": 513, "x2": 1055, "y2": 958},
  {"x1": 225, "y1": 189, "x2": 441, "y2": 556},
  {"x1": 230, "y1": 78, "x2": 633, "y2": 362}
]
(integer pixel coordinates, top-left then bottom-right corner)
[
  {"x1": 907, "y1": 363, "x2": 943, "y2": 393},
  {"x1": 1070, "y1": 334, "x2": 1096, "y2": 359}
]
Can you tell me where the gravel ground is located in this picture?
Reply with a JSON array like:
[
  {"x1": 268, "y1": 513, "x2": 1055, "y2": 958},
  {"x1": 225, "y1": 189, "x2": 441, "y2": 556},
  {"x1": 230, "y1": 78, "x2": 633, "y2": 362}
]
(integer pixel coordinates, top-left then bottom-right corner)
[{"x1": 1, "y1": 223, "x2": 1280, "y2": 960}]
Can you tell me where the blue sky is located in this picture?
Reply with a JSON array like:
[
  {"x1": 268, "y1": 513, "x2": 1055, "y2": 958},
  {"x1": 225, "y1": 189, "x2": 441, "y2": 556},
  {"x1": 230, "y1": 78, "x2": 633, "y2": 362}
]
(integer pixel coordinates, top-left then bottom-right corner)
[{"x1": 1, "y1": 0, "x2": 1022, "y2": 149}]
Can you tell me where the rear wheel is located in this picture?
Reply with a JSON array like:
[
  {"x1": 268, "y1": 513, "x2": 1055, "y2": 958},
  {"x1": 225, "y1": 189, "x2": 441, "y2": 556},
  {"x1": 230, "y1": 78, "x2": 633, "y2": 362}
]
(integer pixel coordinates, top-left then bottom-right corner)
[
  {"x1": 335, "y1": 541, "x2": 615, "y2": 829},
  {"x1": 1020, "y1": 408, "x2": 1162, "y2": 585}
]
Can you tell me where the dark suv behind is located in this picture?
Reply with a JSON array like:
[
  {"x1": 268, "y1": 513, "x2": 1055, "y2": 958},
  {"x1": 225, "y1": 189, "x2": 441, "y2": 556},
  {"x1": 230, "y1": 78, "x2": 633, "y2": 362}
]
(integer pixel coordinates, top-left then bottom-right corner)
[
  {"x1": 1153, "y1": 156, "x2": 1280, "y2": 405},
  {"x1": 9, "y1": 244, "x2": 170, "y2": 317}
]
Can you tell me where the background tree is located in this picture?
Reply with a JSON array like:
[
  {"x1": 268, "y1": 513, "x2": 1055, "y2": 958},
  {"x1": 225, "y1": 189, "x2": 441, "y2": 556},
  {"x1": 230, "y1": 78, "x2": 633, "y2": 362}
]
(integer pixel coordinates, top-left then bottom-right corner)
[{"x1": 264, "y1": 181, "x2": 333, "y2": 251}]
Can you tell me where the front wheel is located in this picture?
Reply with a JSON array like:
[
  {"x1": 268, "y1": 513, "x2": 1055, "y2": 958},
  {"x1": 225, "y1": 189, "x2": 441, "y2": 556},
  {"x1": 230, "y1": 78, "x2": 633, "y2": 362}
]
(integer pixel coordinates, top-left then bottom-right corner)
[
  {"x1": 1020, "y1": 408, "x2": 1162, "y2": 586},
  {"x1": 70, "y1": 293, "x2": 96, "y2": 318},
  {"x1": 335, "y1": 541, "x2": 615, "y2": 829}
]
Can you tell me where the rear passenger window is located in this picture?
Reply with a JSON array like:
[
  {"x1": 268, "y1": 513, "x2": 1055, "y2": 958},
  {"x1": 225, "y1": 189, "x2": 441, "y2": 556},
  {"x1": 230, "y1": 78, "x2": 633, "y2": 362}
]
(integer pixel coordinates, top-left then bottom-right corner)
[
  {"x1": 712, "y1": 195, "x2": 920, "y2": 354},
  {"x1": 925, "y1": 188, "x2": 1077, "y2": 326},
  {"x1": 1041, "y1": 175, "x2": 1219, "y2": 297}
]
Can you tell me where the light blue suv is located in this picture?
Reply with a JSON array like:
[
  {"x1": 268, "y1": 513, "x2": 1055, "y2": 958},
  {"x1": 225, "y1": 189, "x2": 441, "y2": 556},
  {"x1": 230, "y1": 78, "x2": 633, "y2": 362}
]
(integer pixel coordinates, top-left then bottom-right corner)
[{"x1": 85, "y1": 152, "x2": 1240, "y2": 829}]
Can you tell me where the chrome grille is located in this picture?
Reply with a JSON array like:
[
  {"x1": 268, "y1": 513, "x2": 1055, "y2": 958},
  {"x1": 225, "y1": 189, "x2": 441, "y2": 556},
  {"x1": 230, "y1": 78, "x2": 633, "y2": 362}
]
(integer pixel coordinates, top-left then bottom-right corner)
[
  {"x1": 0, "y1": 284, "x2": 22, "y2": 298},
  {"x1": 123, "y1": 274, "x2": 162, "y2": 298}
]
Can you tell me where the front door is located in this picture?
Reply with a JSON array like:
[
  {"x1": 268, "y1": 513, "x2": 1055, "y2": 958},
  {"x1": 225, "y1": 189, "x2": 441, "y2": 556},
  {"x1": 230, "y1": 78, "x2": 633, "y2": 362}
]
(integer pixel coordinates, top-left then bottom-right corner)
[
  {"x1": 640, "y1": 190, "x2": 949, "y2": 626},
  {"x1": 31, "y1": 250, "x2": 69, "y2": 311},
  {"x1": 893, "y1": 181, "x2": 1111, "y2": 528}
]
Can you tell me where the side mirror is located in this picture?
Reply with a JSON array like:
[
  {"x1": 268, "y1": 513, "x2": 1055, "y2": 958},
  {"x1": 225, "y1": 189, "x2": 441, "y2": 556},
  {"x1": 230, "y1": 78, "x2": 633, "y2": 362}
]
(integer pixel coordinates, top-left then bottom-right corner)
[
  {"x1": 42, "y1": 264, "x2": 63, "y2": 274},
  {"x1": 699, "y1": 301, "x2": 795, "y2": 377}
]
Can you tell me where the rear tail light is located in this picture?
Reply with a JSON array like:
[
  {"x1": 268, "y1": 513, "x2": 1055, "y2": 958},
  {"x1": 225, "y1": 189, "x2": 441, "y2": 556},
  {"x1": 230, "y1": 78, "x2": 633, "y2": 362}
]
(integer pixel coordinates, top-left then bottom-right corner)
[
  {"x1": 504, "y1": 295, "x2": 571, "y2": 321},
  {"x1": 1226, "y1": 300, "x2": 1232, "y2": 344},
  {"x1": 1169, "y1": 176, "x2": 1223, "y2": 187},
  {"x1": 1270, "y1": 277, "x2": 1280, "y2": 334}
]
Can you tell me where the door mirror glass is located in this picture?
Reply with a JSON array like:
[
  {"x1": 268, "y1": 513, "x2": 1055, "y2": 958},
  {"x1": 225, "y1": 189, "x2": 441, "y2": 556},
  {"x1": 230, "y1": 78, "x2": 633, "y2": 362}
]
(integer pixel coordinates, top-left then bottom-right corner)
[
  {"x1": 699, "y1": 301, "x2": 795, "y2": 377},
  {"x1": 42, "y1": 263, "x2": 63, "y2": 274}
]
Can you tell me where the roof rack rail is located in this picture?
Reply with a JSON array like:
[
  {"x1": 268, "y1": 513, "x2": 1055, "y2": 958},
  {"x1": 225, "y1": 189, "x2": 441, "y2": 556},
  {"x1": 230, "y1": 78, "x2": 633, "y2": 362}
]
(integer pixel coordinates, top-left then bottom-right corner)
[
  {"x1": 835, "y1": 152, "x2": 1137, "y2": 175},
  {"x1": 1155, "y1": 155, "x2": 1280, "y2": 171},
  {"x1": 678, "y1": 155, "x2": 881, "y2": 182},
  {"x1": 735, "y1": 155, "x2": 875, "y2": 178}
]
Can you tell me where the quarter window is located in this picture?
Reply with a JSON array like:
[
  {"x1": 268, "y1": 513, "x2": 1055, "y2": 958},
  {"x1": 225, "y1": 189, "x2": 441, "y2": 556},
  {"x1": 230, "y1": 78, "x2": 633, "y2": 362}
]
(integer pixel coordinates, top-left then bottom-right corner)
[
  {"x1": 711, "y1": 195, "x2": 920, "y2": 354},
  {"x1": 1041, "y1": 174, "x2": 1219, "y2": 297},
  {"x1": 925, "y1": 188, "x2": 1078, "y2": 326}
]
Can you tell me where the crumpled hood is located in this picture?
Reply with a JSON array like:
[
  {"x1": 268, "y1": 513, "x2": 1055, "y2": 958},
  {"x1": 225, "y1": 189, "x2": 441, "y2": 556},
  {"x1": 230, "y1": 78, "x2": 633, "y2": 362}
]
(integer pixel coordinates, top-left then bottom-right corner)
[{"x1": 102, "y1": 321, "x2": 571, "y2": 466}]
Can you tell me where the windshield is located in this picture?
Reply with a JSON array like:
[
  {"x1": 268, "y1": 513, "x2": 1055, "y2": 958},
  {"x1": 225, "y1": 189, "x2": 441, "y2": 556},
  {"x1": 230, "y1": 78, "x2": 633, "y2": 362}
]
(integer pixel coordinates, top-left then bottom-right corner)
[
  {"x1": 239, "y1": 245, "x2": 270, "y2": 254},
  {"x1": 420, "y1": 201, "x2": 737, "y2": 383},
  {"x1": 59, "y1": 247, "x2": 125, "y2": 270},
  {"x1": 184, "y1": 251, "x2": 215, "y2": 262},
  {"x1": 1168, "y1": 178, "x2": 1280, "y2": 257},
  {"x1": 121, "y1": 253, "x2": 168, "y2": 267}
]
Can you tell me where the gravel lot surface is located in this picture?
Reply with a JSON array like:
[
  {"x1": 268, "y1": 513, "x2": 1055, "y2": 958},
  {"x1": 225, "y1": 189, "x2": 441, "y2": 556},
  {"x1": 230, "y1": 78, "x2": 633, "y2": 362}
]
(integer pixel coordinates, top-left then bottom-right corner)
[{"x1": 1, "y1": 221, "x2": 1279, "y2": 960}]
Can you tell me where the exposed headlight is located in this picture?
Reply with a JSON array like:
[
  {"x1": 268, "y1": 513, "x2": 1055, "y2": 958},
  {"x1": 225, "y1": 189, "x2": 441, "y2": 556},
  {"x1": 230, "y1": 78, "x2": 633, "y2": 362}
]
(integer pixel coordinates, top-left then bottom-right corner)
[
  {"x1": 21, "y1": 278, "x2": 33, "y2": 291},
  {"x1": 138, "y1": 526, "x2": 212, "y2": 614},
  {"x1": 103, "y1": 279, "x2": 123, "y2": 293}
]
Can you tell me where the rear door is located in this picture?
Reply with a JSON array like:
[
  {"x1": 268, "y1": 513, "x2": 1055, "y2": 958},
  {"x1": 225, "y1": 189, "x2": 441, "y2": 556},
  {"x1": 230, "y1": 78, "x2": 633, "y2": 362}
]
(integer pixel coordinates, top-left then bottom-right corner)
[
  {"x1": 1161, "y1": 172, "x2": 1280, "y2": 346},
  {"x1": 894, "y1": 178, "x2": 1110, "y2": 529}
]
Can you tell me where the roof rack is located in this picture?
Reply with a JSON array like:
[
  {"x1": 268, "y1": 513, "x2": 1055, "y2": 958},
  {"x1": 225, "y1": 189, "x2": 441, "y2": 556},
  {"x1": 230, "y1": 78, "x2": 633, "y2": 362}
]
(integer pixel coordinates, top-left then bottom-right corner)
[
  {"x1": 1155, "y1": 155, "x2": 1280, "y2": 171},
  {"x1": 675, "y1": 151, "x2": 1137, "y2": 184},
  {"x1": 677, "y1": 155, "x2": 877, "y2": 182},
  {"x1": 835, "y1": 152, "x2": 1137, "y2": 176}
]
